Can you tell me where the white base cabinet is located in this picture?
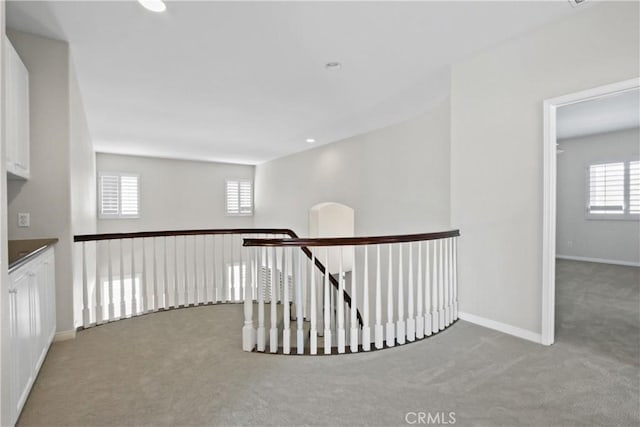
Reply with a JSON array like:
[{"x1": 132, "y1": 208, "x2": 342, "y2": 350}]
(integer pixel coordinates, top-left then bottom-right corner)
[{"x1": 8, "y1": 247, "x2": 55, "y2": 425}]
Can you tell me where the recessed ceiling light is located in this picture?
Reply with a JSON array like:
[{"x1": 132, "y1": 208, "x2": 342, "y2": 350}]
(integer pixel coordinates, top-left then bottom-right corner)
[
  {"x1": 306, "y1": 138, "x2": 316, "y2": 144},
  {"x1": 325, "y1": 62, "x2": 341, "y2": 70},
  {"x1": 138, "y1": 0, "x2": 166, "y2": 12}
]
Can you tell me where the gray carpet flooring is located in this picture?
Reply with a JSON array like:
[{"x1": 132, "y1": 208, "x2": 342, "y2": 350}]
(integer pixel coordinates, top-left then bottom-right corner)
[{"x1": 16, "y1": 260, "x2": 640, "y2": 426}]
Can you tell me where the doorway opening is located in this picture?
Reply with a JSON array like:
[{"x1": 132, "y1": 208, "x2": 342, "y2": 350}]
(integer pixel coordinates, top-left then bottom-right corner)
[{"x1": 542, "y1": 78, "x2": 640, "y2": 345}]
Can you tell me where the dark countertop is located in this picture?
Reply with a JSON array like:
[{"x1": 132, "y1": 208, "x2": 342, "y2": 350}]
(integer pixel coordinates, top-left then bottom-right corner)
[{"x1": 8, "y1": 238, "x2": 58, "y2": 272}]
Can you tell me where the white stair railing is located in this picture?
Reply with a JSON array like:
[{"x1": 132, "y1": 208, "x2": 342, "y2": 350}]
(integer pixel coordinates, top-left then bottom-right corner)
[
  {"x1": 75, "y1": 228, "x2": 460, "y2": 356},
  {"x1": 243, "y1": 229, "x2": 460, "y2": 355},
  {"x1": 74, "y1": 229, "x2": 294, "y2": 329}
]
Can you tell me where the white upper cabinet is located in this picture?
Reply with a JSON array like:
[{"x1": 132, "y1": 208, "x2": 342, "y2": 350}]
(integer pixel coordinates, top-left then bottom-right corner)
[{"x1": 5, "y1": 36, "x2": 30, "y2": 180}]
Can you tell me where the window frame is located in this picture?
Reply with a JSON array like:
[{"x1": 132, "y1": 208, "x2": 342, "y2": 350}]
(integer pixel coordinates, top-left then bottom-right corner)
[
  {"x1": 225, "y1": 178, "x2": 253, "y2": 217},
  {"x1": 585, "y1": 158, "x2": 640, "y2": 221},
  {"x1": 98, "y1": 171, "x2": 141, "y2": 219}
]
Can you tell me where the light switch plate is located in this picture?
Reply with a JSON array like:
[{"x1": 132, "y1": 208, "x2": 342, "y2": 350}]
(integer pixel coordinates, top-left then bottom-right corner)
[{"x1": 18, "y1": 213, "x2": 30, "y2": 227}]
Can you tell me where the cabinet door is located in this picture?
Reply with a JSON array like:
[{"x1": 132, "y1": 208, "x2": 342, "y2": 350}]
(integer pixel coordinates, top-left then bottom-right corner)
[
  {"x1": 14, "y1": 52, "x2": 29, "y2": 178},
  {"x1": 32, "y1": 259, "x2": 47, "y2": 371},
  {"x1": 4, "y1": 38, "x2": 17, "y2": 174},
  {"x1": 8, "y1": 279, "x2": 18, "y2": 425},
  {"x1": 46, "y1": 251, "x2": 56, "y2": 341},
  {"x1": 33, "y1": 251, "x2": 55, "y2": 369},
  {"x1": 10, "y1": 270, "x2": 34, "y2": 420},
  {"x1": 4, "y1": 36, "x2": 30, "y2": 180}
]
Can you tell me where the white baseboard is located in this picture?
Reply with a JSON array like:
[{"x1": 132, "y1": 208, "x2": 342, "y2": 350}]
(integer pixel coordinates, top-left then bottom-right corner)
[
  {"x1": 458, "y1": 312, "x2": 541, "y2": 344},
  {"x1": 556, "y1": 254, "x2": 640, "y2": 268},
  {"x1": 54, "y1": 330, "x2": 76, "y2": 342}
]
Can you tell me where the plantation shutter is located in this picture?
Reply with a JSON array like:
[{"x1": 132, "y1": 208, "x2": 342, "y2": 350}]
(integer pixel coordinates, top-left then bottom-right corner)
[
  {"x1": 239, "y1": 180, "x2": 253, "y2": 215},
  {"x1": 120, "y1": 175, "x2": 140, "y2": 216},
  {"x1": 100, "y1": 175, "x2": 119, "y2": 216},
  {"x1": 226, "y1": 179, "x2": 253, "y2": 215},
  {"x1": 99, "y1": 173, "x2": 139, "y2": 218},
  {"x1": 588, "y1": 162, "x2": 624, "y2": 214},
  {"x1": 630, "y1": 160, "x2": 640, "y2": 215}
]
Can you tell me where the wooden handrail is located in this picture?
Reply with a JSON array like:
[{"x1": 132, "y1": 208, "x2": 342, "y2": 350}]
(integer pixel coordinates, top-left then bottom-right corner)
[
  {"x1": 243, "y1": 229, "x2": 460, "y2": 247},
  {"x1": 74, "y1": 228, "x2": 297, "y2": 242},
  {"x1": 73, "y1": 227, "x2": 363, "y2": 327}
]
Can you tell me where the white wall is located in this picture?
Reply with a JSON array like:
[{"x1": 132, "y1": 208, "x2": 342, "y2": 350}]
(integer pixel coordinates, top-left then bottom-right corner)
[
  {"x1": 70, "y1": 61, "x2": 97, "y2": 327},
  {"x1": 6, "y1": 30, "x2": 75, "y2": 333},
  {"x1": 96, "y1": 153, "x2": 254, "y2": 233},
  {"x1": 254, "y1": 98, "x2": 451, "y2": 237},
  {"x1": 557, "y1": 128, "x2": 640, "y2": 265},
  {"x1": 450, "y1": 2, "x2": 640, "y2": 335}
]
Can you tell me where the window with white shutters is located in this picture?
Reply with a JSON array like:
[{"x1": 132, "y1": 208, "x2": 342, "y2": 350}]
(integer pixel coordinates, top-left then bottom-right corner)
[
  {"x1": 226, "y1": 179, "x2": 253, "y2": 216},
  {"x1": 587, "y1": 160, "x2": 640, "y2": 219},
  {"x1": 99, "y1": 172, "x2": 140, "y2": 219},
  {"x1": 630, "y1": 161, "x2": 640, "y2": 215}
]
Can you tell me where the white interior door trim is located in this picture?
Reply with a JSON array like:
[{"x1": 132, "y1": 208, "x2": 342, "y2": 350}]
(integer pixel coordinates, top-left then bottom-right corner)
[{"x1": 541, "y1": 77, "x2": 640, "y2": 346}]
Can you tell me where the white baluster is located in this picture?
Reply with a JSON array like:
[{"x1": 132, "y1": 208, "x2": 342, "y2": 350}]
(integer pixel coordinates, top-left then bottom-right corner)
[
  {"x1": 310, "y1": 252, "x2": 318, "y2": 355},
  {"x1": 337, "y1": 247, "x2": 345, "y2": 353},
  {"x1": 212, "y1": 235, "x2": 218, "y2": 303},
  {"x1": 119, "y1": 239, "x2": 125, "y2": 318},
  {"x1": 386, "y1": 245, "x2": 395, "y2": 347},
  {"x1": 242, "y1": 244, "x2": 255, "y2": 352},
  {"x1": 108, "y1": 240, "x2": 115, "y2": 320},
  {"x1": 81, "y1": 242, "x2": 90, "y2": 328},
  {"x1": 203, "y1": 235, "x2": 208, "y2": 304},
  {"x1": 257, "y1": 247, "x2": 266, "y2": 352},
  {"x1": 425, "y1": 241, "x2": 432, "y2": 336},
  {"x1": 96, "y1": 241, "x2": 103, "y2": 324},
  {"x1": 407, "y1": 243, "x2": 416, "y2": 342},
  {"x1": 375, "y1": 245, "x2": 383, "y2": 349},
  {"x1": 256, "y1": 248, "x2": 267, "y2": 351},
  {"x1": 296, "y1": 249, "x2": 304, "y2": 354},
  {"x1": 362, "y1": 246, "x2": 371, "y2": 351},
  {"x1": 317, "y1": 260, "x2": 324, "y2": 338},
  {"x1": 163, "y1": 237, "x2": 168, "y2": 309},
  {"x1": 233, "y1": 235, "x2": 238, "y2": 302},
  {"x1": 232, "y1": 235, "x2": 237, "y2": 301},
  {"x1": 221, "y1": 234, "x2": 227, "y2": 302},
  {"x1": 350, "y1": 247, "x2": 358, "y2": 353},
  {"x1": 453, "y1": 237, "x2": 458, "y2": 320},
  {"x1": 451, "y1": 237, "x2": 455, "y2": 323},
  {"x1": 416, "y1": 242, "x2": 424, "y2": 339},
  {"x1": 446, "y1": 238, "x2": 452, "y2": 326},
  {"x1": 277, "y1": 246, "x2": 283, "y2": 305},
  {"x1": 302, "y1": 249, "x2": 308, "y2": 321},
  {"x1": 323, "y1": 248, "x2": 332, "y2": 354},
  {"x1": 183, "y1": 236, "x2": 189, "y2": 307},
  {"x1": 283, "y1": 247, "x2": 291, "y2": 354},
  {"x1": 239, "y1": 235, "x2": 244, "y2": 303},
  {"x1": 269, "y1": 247, "x2": 278, "y2": 353},
  {"x1": 131, "y1": 239, "x2": 137, "y2": 315},
  {"x1": 153, "y1": 237, "x2": 159, "y2": 312},
  {"x1": 397, "y1": 244, "x2": 405, "y2": 345},
  {"x1": 438, "y1": 239, "x2": 445, "y2": 330},
  {"x1": 441, "y1": 239, "x2": 449, "y2": 328},
  {"x1": 142, "y1": 238, "x2": 149, "y2": 313},
  {"x1": 174, "y1": 236, "x2": 179, "y2": 307},
  {"x1": 431, "y1": 240, "x2": 438, "y2": 334},
  {"x1": 193, "y1": 235, "x2": 199, "y2": 305}
]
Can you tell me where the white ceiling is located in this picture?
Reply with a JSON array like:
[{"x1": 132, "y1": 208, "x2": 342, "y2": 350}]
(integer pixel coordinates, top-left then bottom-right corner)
[
  {"x1": 557, "y1": 88, "x2": 640, "y2": 140},
  {"x1": 7, "y1": 1, "x2": 586, "y2": 164}
]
